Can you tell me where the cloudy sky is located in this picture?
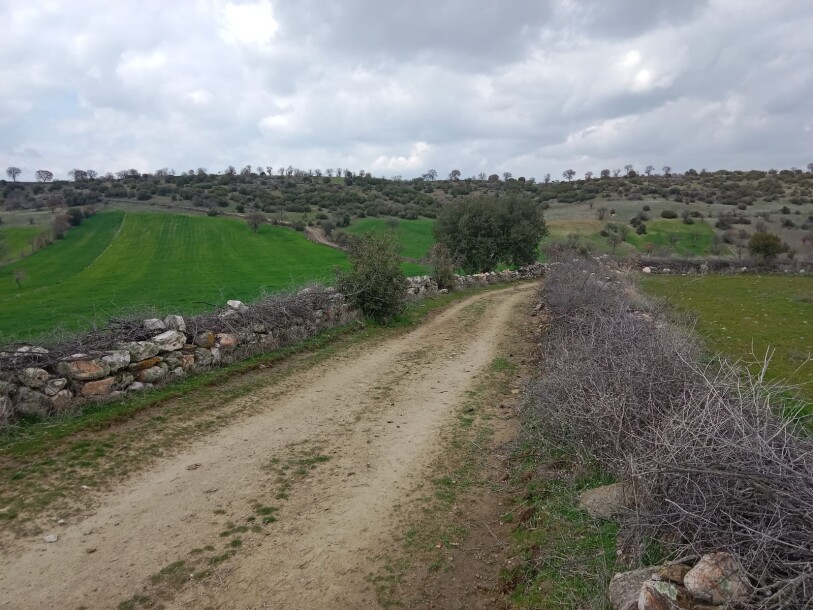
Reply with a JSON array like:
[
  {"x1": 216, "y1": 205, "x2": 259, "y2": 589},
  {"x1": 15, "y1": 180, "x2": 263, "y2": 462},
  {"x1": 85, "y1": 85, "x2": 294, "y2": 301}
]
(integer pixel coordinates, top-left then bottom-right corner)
[{"x1": 1, "y1": 0, "x2": 811, "y2": 181}]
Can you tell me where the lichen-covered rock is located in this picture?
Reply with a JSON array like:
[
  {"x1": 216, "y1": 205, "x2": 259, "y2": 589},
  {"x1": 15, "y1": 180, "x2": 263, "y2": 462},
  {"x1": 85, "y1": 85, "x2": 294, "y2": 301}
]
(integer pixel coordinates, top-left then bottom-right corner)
[
  {"x1": 18, "y1": 367, "x2": 51, "y2": 389},
  {"x1": 210, "y1": 346, "x2": 222, "y2": 364},
  {"x1": 163, "y1": 315, "x2": 186, "y2": 333},
  {"x1": 14, "y1": 387, "x2": 51, "y2": 417},
  {"x1": 639, "y1": 580, "x2": 693, "y2": 610},
  {"x1": 194, "y1": 331, "x2": 216, "y2": 348},
  {"x1": 684, "y1": 553, "x2": 750, "y2": 605},
  {"x1": 143, "y1": 318, "x2": 166, "y2": 331},
  {"x1": 81, "y1": 377, "x2": 116, "y2": 398},
  {"x1": 117, "y1": 341, "x2": 160, "y2": 362},
  {"x1": 216, "y1": 333, "x2": 239, "y2": 351},
  {"x1": 115, "y1": 372, "x2": 134, "y2": 389},
  {"x1": 162, "y1": 353, "x2": 181, "y2": 369},
  {"x1": 193, "y1": 348, "x2": 214, "y2": 367},
  {"x1": 654, "y1": 564, "x2": 692, "y2": 585},
  {"x1": 226, "y1": 299, "x2": 248, "y2": 313},
  {"x1": 152, "y1": 330, "x2": 186, "y2": 352},
  {"x1": 15, "y1": 345, "x2": 49, "y2": 355},
  {"x1": 101, "y1": 350, "x2": 131, "y2": 372},
  {"x1": 579, "y1": 482, "x2": 633, "y2": 519},
  {"x1": 49, "y1": 389, "x2": 73, "y2": 410},
  {"x1": 126, "y1": 381, "x2": 151, "y2": 392},
  {"x1": 609, "y1": 567, "x2": 657, "y2": 610},
  {"x1": 43, "y1": 378, "x2": 69, "y2": 397},
  {"x1": 56, "y1": 359, "x2": 110, "y2": 381},
  {"x1": 129, "y1": 356, "x2": 161, "y2": 371},
  {"x1": 136, "y1": 365, "x2": 167, "y2": 383},
  {"x1": 180, "y1": 354, "x2": 195, "y2": 370}
]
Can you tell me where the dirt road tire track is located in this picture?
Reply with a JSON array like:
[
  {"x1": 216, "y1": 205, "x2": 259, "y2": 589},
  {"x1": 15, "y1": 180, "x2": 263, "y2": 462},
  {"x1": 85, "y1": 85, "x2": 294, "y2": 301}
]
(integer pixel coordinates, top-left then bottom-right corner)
[{"x1": 0, "y1": 283, "x2": 536, "y2": 610}]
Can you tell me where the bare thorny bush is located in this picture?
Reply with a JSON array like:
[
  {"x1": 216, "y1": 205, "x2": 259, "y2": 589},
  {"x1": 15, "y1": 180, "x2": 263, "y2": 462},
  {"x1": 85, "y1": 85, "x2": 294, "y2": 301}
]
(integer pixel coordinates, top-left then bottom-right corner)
[{"x1": 526, "y1": 257, "x2": 813, "y2": 609}]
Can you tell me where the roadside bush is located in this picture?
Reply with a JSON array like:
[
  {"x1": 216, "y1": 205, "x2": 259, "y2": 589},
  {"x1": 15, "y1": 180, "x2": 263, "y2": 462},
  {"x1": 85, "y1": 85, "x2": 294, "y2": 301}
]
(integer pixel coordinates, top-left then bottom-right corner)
[
  {"x1": 661, "y1": 209, "x2": 678, "y2": 219},
  {"x1": 427, "y1": 243, "x2": 460, "y2": 291},
  {"x1": 335, "y1": 232, "x2": 408, "y2": 323},
  {"x1": 748, "y1": 232, "x2": 787, "y2": 261}
]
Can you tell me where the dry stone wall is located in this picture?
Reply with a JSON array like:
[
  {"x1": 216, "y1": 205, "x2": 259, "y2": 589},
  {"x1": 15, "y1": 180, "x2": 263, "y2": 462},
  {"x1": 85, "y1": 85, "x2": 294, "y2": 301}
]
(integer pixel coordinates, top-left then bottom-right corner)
[{"x1": 0, "y1": 266, "x2": 544, "y2": 425}]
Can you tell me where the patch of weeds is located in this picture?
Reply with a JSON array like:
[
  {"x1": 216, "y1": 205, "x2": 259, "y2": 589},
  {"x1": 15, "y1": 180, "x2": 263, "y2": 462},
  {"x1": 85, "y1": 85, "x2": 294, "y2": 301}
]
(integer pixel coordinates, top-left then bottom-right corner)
[
  {"x1": 228, "y1": 538, "x2": 242, "y2": 548},
  {"x1": 212, "y1": 508, "x2": 226, "y2": 515},
  {"x1": 117, "y1": 594, "x2": 156, "y2": 610},
  {"x1": 264, "y1": 444, "x2": 331, "y2": 502},
  {"x1": 491, "y1": 356, "x2": 516, "y2": 372},
  {"x1": 208, "y1": 551, "x2": 236, "y2": 566},
  {"x1": 149, "y1": 560, "x2": 190, "y2": 588}
]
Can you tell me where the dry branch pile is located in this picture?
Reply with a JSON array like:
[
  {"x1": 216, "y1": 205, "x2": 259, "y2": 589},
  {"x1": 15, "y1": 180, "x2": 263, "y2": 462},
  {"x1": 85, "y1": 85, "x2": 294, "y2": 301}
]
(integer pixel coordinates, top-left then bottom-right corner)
[{"x1": 526, "y1": 258, "x2": 813, "y2": 608}]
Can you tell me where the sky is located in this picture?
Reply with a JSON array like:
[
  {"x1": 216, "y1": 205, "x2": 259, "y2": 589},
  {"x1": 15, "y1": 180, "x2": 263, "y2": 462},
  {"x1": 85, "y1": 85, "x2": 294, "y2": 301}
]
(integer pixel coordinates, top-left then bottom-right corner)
[{"x1": 1, "y1": 0, "x2": 811, "y2": 181}]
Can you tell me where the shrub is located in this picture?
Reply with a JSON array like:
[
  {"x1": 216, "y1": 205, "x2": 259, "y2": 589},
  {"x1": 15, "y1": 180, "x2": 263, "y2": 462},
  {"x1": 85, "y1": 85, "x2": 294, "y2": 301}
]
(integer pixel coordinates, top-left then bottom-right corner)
[
  {"x1": 427, "y1": 244, "x2": 460, "y2": 291},
  {"x1": 748, "y1": 232, "x2": 787, "y2": 260},
  {"x1": 661, "y1": 209, "x2": 678, "y2": 219},
  {"x1": 335, "y1": 232, "x2": 408, "y2": 323}
]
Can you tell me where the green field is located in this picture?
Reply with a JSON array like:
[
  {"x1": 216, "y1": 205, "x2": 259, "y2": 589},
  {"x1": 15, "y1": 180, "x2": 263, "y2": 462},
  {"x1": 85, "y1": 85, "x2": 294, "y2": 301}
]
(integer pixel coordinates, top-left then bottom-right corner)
[
  {"x1": 0, "y1": 212, "x2": 348, "y2": 340},
  {"x1": 346, "y1": 217, "x2": 435, "y2": 274},
  {"x1": 0, "y1": 226, "x2": 46, "y2": 265},
  {"x1": 641, "y1": 275, "x2": 813, "y2": 399}
]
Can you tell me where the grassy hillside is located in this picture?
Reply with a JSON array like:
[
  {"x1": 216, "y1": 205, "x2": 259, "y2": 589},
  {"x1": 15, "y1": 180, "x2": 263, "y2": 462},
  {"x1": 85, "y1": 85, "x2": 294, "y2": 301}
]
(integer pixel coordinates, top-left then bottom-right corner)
[
  {"x1": 0, "y1": 226, "x2": 45, "y2": 264},
  {"x1": 641, "y1": 275, "x2": 813, "y2": 399},
  {"x1": 0, "y1": 212, "x2": 348, "y2": 340}
]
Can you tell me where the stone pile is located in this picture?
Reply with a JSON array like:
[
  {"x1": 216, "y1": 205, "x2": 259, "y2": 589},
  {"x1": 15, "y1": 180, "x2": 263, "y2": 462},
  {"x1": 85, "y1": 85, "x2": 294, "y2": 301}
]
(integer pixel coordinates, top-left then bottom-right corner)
[{"x1": 406, "y1": 264, "x2": 546, "y2": 297}]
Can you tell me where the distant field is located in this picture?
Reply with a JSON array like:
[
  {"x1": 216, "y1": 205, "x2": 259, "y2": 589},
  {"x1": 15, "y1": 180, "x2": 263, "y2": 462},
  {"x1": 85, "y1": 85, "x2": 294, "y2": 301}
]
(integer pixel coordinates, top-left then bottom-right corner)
[
  {"x1": 346, "y1": 217, "x2": 435, "y2": 274},
  {"x1": 641, "y1": 274, "x2": 813, "y2": 400},
  {"x1": 0, "y1": 226, "x2": 45, "y2": 264},
  {"x1": 0, "y1": 212, "x2": 348, "y2": 340}
]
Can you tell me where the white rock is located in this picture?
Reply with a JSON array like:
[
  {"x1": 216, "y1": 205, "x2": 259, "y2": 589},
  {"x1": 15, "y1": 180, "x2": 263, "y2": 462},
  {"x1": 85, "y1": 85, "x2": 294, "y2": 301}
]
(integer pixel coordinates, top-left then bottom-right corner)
[
  {"x1": 151, "y1": 330, "x2": 186, "y2": 352},
  {"x1": 143, "y1": 318, "x2": 166, "y2": 331},
  {"x1": 642, "y1": 267, "x2": 652, "y2": 274},
  {"x1": 163, "y1": 315, "x2": 186, "y2": 333},
  {"x1": 226, "y1": 299, "x2": 248, "y2": 313},
  {"x1": 43, "y1": 534, "x2": 58, "y2": 543},
  {"x1": 101, "y1": 350, "x2": 131, "y2": 372}
]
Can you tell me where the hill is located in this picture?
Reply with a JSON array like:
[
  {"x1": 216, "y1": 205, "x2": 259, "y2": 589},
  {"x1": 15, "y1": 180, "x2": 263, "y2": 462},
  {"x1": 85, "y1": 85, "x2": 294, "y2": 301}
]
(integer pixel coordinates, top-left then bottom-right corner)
[{"x1": 0, "y1": 211, "x2": 347, "y2": 340}]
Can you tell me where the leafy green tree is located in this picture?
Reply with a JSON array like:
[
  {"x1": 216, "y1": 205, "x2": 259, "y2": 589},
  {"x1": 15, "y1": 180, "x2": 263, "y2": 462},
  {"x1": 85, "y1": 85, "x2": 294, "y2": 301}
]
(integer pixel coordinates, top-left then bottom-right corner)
[
  {"x1": 434, "y1": 194, "x2": 547, "y2": 273},
  {"x1": 748, "y1": 232, "x2": 787, "y2": 261},
  {"x1": 336, "y1": 232, "x2": 408, "y2": 323}
]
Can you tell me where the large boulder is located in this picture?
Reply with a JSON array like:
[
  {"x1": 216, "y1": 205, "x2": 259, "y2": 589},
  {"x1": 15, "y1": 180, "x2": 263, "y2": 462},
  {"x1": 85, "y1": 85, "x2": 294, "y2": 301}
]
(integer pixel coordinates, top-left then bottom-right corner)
[
  {"x1": 143, "y1": 318, "x2": 166, "y2": 331},
  {"x1": 117, "y1": 341, "x2": 160, "y2": 362},
  {"x1": 56, "y1": 358, "x2": 110, "y2": 381},
  {"x1": 14, "y1": 387, "x2": 51, "y2": 418},
  {"x1": 684, "y1": 552, "x2": 750, "y2": 605},
  {"x1": 81, "y1": 377, "x2": 116, "y2": 398},
  {"x1": 101, "y1": 350, "x2": 131, "y2": 372},
  {"x1": 18, "y1": 367, "x2": 51, "y2": 389},
  {"x1": 163, "y1": 315, "x2": 186, "y2": 333},
  {"x1": 152, "y1": 330, "x2": 186, "y2": 352}
]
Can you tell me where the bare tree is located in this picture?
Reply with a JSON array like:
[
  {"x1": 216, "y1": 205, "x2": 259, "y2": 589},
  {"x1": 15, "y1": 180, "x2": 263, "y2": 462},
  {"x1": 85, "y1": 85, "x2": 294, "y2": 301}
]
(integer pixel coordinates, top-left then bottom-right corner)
[
  {"x1": 597, "y1": 207, "x2": 607, "y2": 220},
  {"x1": 197, "y1": 167, "x2": 208, "y2": 176},
  {"x1": 240, "y1": 165, "x2": 252, "y2": 176},
  {"x1": 612, "y1": 168, "x2": 621, "y2": 177},
  {"x1": 225, "y1": 165, "x2": 237, "y2": 176},
  {"x1": 35, "y1": 170, "x2": 53, "y2": 183},
  {"x1": 805, "y1": 162, "x2": 813, "y2": 173},
  {"x1": 423, "y1": 169, "x2": 438, "y2": 181},
  {"x1": 584, "y1": 170, "x2": 593, "y2": 180},
  {"x1": 314, "y1": 169, "x2": 322, "y2": 177},
  {"x1": 600, "y1": 169, "x2": 610, "y2": 179},
  {"x1": 245, "y1": 211, "x2": 266, "y2": 232},
  {"x1": 13, "y1": 269, "x2": 27, "y2": 289},
  {"x1": 86, "y1": 169, "x2": 98, "y2": 180},
  {"x1": 326, "y1": 168, "x2": 334, "y2": 177},
  {"x1": 607, "y1": 232, "x2": 621, "y2": 254},
  {"x1": 68, "y1": 169, "x2": 89, "y2": 181},
  {"x1": 644, "y1": 165, "x2": 655, "y2": 176},
  {"x1": 6, "y1": 167, "x2": 21, "y2": 182},
  {"x1": 502, "y1": 171, "x2": 512, "y2": 181},
  {"x1": 662, "y1": 165, "x2": 672, "y2": 176},
  {"x1": 477, "y1": 171, "x2": 486, "y2": 180},
  {"x1": 286, "y1": 165, "x2": 294, "y2": 177},
  {"x1": 624, "y1": 164, "x2": 635, "y2": 176},
  {"x1": 543, "y1": 173, "x2": 551, "y2": 184},
  {"x1": 562, "y1": 169, "x2": 576, "y2": 181},
  {"x1": 448, "y1": 169, "x2": 461, "y2": 180}
]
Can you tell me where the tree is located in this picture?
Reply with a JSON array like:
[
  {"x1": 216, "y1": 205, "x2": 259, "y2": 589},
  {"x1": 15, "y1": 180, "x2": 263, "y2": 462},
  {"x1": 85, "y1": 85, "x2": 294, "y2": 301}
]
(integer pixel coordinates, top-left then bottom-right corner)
[
  {"x1": 644, "y1": 165, "x2": 655, "y2": 176},
  {"x1": 434, "y1": 194, "x2": 547, "y2": 273},
  {"x1": 806, "y1": 162, "x2": 813, "y2": 173},
  {"x1": 427, "y1": 243, "x2": 460, "y2": 290},
  {"x1": 562, "y1": 169, "x2": 576, "y2": 181},
  {"x1": 502, "y1": 171, "x2": 512, "y2": 181},
  {"x1": 748, "y1": 232, "x2": 787, "y2": 261},
  {"x1": 585, "y1": 170, "x2": 593, "y2": 180},
  {"x1": 326, "y1": 168, "x2": 334, "y2": 177},
  {"x1": 543, "y1": 173, "x2": 551, "y2": 184},
  {"x1": 245, "y1": 211, "x2": 266, "y2": 232},
  {"x1": 624, "y1": 164, "x2": 634, "y2": 176},
  {"x1": 13, "y1": 269, "x2": 27, "y2": 289},
  {"x1": 606, "y1": 232, "x2": 621, "y2": 254},
  {"x1": 612, "y1": 169, "x2": 621, "y2": 177},
  {"x1": 6, "y1": 167, "x2": 21, "y2": 182},
  {"x1": 662, "y1": 165, "x2": 672, "y2": 176},
  {"x1": 600, "y1": 169, "x2": 610, "y2": 179},
  {"x1": 86, "y1": 169, "x2": 98, "y2": 180},
  {"x1": 487, "y1": 174, "x2": 500, "y2": 183},
  {"x1": 68, "y1": 169, "x2": 88, "y2": 181},
  {"x1": 597, "y1": 207, "x2": 607, "y2": 220},
  {"x1": 225, "y1": 165, "x2": 237, "y2": 176},
  {"x1": 240, "y1": 165, "x2": 252, "y2": 176},
  {"x1": 335, "y1": 232, "x2": 408, "y2": 323},
  {"x1": 477, "y1": 172, "x2": 487, "y2": 181},
  {"x1": 35, "y1": 170, "x2": 53, "y2": 182},
  {"x1": 448, "y1": 169, "x2": 461, "y2": 181},
  {"x1": 423, "y1": 169, "x2": 438, "y2": 181}
]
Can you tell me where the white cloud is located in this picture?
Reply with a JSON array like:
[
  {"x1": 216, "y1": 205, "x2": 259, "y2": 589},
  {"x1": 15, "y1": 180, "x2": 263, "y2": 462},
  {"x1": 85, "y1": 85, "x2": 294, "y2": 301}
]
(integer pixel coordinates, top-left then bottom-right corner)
[{"x1": 220, "y1": 1, "x2": 279, "y2": 47}]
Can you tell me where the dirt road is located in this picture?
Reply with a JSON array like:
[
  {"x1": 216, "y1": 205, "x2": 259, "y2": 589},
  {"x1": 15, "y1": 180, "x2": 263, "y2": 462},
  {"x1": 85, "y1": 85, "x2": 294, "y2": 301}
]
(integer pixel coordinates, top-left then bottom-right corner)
[{"x1": 0, "y1": 284, "x2": 535, "y2": 609}]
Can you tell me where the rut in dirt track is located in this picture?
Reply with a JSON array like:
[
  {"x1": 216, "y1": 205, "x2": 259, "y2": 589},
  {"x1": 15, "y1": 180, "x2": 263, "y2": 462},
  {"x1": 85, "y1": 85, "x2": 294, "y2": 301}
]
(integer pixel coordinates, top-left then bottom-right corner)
[{"x1": 0, "y1": 283, "x2": 535, "y2": 610}]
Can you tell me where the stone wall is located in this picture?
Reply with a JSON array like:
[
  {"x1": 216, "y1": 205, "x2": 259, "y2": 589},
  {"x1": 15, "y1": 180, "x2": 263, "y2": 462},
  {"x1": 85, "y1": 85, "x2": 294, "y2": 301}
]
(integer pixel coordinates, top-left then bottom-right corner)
[{"x1": 0, "y1": 266, "x2": 545, "y2": 426}]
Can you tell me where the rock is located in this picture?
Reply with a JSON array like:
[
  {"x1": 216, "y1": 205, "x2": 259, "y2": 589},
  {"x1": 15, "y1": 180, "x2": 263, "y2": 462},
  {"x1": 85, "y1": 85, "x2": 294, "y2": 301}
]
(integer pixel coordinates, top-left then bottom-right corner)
[
  {"x1": 49, "y1": 389, "x2": 73, "y2": 410},
  {"x1": 143, "y1": 318, "x2": 166, "y2": 331},
  {"x1": 194, "y1": 348, "x2": 214, "y2": 367},
  {"x1": 43, "y1": 534, "x2": 58, "y2": 543},
  {"x1": 609, "y1": 567, "x2": 657, "y2": 610},
  {"x1": 579, "y1": 482, "x2": 633, "y2": 519},
  {"x1": 16, "y1": 345, "x2": 49, "y2": 354},
  {"x1": 194, "y1": 331, "x2": 216, "y2": 349},
  {"x1": 18, "y1": 367, "x2": 51, "y2": 389},
  {"x1": 116, "y1": 341, "x2": 160, "y2": 362},
  {"x1": 170, "y1": 367, "x2": 185, "y2": 378},
  {"x1": 126, "y1": 381, "x2": 150, "y2": 392},
  {"x1": 152, "y1": 330, "x2": 186, "y2": 352},
  {"x1": 162, "y1": 353, "x2": 180, "y2": 369},
  {"x1": 43, "y1": 377, "x2": 69, "y2": 396},
  {"x1": 216, "y1": 333, "x2": 239, "y2": 351},
  {"x1": 684, "y1": 552, "x2": 750, "y2": 605},
  {"x1": 226, "y1": 299, "x2": 248, "y2": 313},
  {"x1": 642, "y1": 266, "x2": 652, "y2": 274},
  {"x1": 56, "y1": 358, "x2": 110, "y2": 381},
  {"x1": 14, "y1": 387, "x2": 51, "y2": 417},
  {"x1": 654, "y1": 564, "x2": 692, "y2": 584},
  {"x1": 129, "y1": 356, "x2": 161, "y2": 371},
  {"x1": 101, "y1": 350, "x2": 131, "y2": 372},
  {"x1": 180, "y1": 354, "x2": 195, "y2": 370},
  {"x1": 81, "y1": 377, "x2": 116, "y2": 398},
  {"x1": 639, "y1": 580, "x2": 693, "y2": 610},
  {"x1": 136, "y1": 365, "x2": 167, "y2": 383},
  {"x1": 163, "y1": 315, "x2": 186, "y2": 333},
  {"x1": 210, "y1": 346, "x2": 222, "y2": 364}
]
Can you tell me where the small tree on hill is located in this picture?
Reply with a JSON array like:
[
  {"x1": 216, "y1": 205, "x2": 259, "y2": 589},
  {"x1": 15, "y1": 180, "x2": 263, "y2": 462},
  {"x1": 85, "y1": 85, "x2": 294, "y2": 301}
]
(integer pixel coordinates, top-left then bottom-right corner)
[
  {"x1": 245, "y1": 211, "x2": 266, "y2": 232},
  {"x1": 335, "y1": 232, "x2": 408, "y2": 323},
  {"x1": 427, "y1": 243, "x2": 460, "y2": 291},
  {"x1": 6, "y1": 167, "x2": 21, "y2": 182},
  {"x1": 748, "y1": 232, "x2": 787, "y2": 261}
]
